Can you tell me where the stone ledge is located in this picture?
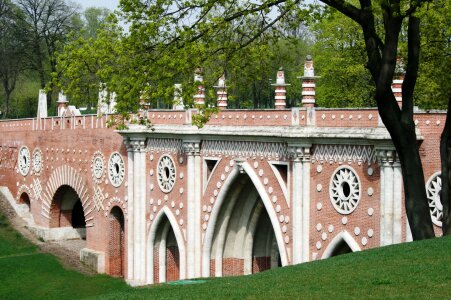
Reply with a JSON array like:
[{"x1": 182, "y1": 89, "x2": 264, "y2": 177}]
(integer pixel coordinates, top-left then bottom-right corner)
[{"x1": 80, "y1": 248, "x2": 105, "y2": 274}]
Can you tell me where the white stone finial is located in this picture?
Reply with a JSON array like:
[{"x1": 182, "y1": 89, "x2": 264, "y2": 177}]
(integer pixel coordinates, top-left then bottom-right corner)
[
  {"x1": 37, "y1": 90, "x2": 47, "y2": 118},
  {"x1": 193, "y1": 68, "x2": 205, "y2": 106},
  {"x1": 173, "y1": 83, "x2": 184, "y2": 110}
]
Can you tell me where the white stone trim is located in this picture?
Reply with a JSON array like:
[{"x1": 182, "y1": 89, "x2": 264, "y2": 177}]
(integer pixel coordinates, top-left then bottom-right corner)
[
  {"x1": 268, "y1": 161, "x2": 290, "y2": 208},
  {"x1": 321, "y1": 231, "x2": 361, "y2": 259}
]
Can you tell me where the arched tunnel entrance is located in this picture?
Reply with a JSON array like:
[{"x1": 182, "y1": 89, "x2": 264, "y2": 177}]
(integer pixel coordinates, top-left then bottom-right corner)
[
  {"x1": 50, "y1": 185, "x2": 86, "y2": 238},
  {"x1": 209, "y1": 173, "x2": 282, "y2": 277}
]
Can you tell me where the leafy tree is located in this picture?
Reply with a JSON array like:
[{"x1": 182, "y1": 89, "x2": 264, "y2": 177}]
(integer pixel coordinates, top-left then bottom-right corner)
[
  {"x1": 83, "y1": 7, "x2": 112, "y2": 39},
  {"x1": 16, "y1": 0, "x2": 80, "y2": 106},
  {"x1": 57, "y1": 0, "x2": 450, "y2": 237},
  {"x1": 311, "y1": 7, "x2": 375, "y2": 107},
  {"x1": 0, "y1": 0, "x2": 28, "y2": 118}
]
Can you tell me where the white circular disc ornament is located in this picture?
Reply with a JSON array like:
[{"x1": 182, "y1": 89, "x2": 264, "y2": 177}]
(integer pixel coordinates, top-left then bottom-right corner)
[
  {"x1": 18, "y1": 146, "x2": 31, "y2": 176},
  {"x1": 157, "y1": 155, "x2": 176, "y2": 193},
  {"x1": 426, "y1": 172, "x2": 443, "y2": 226},
  {"x1": 108, "y1": 152, "x2": 125, "y2": 187},
  {"x1": 32, "y1": 148, "x2": 43, "y2": 175},
  {"x1": 329, "y1": 166, "x2": 361, "y2": 214}
]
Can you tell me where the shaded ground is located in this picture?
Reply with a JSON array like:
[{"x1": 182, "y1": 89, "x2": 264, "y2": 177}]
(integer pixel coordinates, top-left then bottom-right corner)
[{"x1": 0, "y1": 192, "x2": 94, "y2": 275}]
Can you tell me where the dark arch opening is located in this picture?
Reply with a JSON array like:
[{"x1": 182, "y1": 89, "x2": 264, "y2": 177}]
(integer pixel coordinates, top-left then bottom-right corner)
[
  {"x1": 72, "y1": 200, "x2": 86, "y2": 228},
  {"x1": 19, "y1": 192, "x2": 30, "y2": 210},
  {"x1": 330, "y1": 239, "x2": 353, "y2": 257},
  {"x1": 50, "y1": 185, "x2": 85, "y2": 230},
  {"x1": 109, "y1": 206, "x2": 125, "y2": 277}
]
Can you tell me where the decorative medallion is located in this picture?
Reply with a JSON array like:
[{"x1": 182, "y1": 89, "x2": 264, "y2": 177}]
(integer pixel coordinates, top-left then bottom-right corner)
[
  {"x1": 426, "y1": 172, "x2": 442, "y2": 227},
  {"x1": 32, "y1": 148, "x2": 43, "y2": 175},
  {"x1": 157, "y1": 155, "x2": 176, "y2": 193},
  {"x1": 91, "y1": 151, "x2": 105, "y2": 183},
  {"x1": 18, "y1": 146, "x2": 31, "y2": 176},
  {"x1": 329, "y1": 166, "x2": 361, "y2": 214},
  {"x1": 108, "y1": 152, "x2": 125, "y2": 187}
]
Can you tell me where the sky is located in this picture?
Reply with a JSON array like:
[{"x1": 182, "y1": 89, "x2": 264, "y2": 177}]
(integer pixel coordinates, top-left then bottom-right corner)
[{"x1": 74, "y1": 0, "x2": 120, "y2": 11}]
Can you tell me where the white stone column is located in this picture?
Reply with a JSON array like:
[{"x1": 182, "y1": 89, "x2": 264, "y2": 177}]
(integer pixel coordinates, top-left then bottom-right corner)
[
  {"x1": 377, "y1": 149, "x2": 402, "y2": 246},
  {"x1": 288, "y1": 144, "x2": 311, "y2": 264},
  {"x1": 183, "y1": 140, "x2": 201, "y2": 278},
  {"x1": 392, "y1": 161, "x2": 403, "y2": 244},
  {"x1": 301, "y1": 148, "x2": 311, "y2": 263},
  {"x1": 125, "y1": 139, "x2": 135, "y2": 281},
  {"x1": 129, "y1": 137, "x2": 147, "y2": 285}
]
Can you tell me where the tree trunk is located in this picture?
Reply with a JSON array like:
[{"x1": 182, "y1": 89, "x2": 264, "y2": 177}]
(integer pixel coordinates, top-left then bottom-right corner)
[
  {"x1": 395, "y1": 123, "x2": 435, "y2": 240},
  {"x1": 440, "y1": 95, "x2": 451, "y2": 235}
]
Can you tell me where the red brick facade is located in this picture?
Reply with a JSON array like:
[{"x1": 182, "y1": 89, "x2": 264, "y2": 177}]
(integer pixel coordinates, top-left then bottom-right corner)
[{"x1": 0, "y1": 106, "x2": 445, "y2": 285}]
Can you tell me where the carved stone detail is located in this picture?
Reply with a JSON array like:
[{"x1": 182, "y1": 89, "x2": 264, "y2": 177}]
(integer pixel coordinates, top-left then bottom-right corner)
[
  {"x1": 314, "y1": 144, "x2": 377, "y2": 165},
  {"x1": 202, "y1": 140, "x2": 287, "y2": 160},
  {"x1": 183, "y1": 141, "x2": 201, "y2": 156}
]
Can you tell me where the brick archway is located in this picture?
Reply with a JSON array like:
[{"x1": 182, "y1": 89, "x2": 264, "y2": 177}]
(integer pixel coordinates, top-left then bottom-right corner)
[
  {"x1": 202, "y1": 162, "x2": 286, "y2": 278},
  {"x1": 41, "y1": 165, "x2": 94, "y2": 227}
]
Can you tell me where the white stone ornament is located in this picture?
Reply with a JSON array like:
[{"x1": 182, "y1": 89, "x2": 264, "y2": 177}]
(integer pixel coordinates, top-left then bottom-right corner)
[
  {"x1": 18, "y1": 146, "x2": 31, "y2": 176},
  {"x1": 157, "y1": 155, "x2": 176, "y2": 193},
  {"x1": 426, "y1": 172, "x2": 443, "y2": 226},
  {"x1": 91, "y1": 151, "x2": 105, "y2": 182},
  {"x1": 32, "y1": 148, "x2": 43, "y2": 175},
  {"x1": 108, "y1": 152, "x2": 125, "y2": 187},
  {"x1": 329, "y1": 166, "x2": 361, "y2": 214}
]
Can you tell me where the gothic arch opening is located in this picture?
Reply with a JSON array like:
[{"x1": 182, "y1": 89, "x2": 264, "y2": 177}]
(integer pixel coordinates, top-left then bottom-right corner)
[
  {"x1": 19, "y1": 192, "x2": 30, "y2": 211},
  {"x1": 108, "y1": 206, "x2": 125, "y2": 277},
  {"x1": 329, "y1": 239, "x2": 353, "y2": 257},
  {"x1": 209, "y1": 173, "x2": 281, "y2": 277},
  {"x1": 322, "y1": 231, "x2": 361, "y2": 259},
  {"x1": 50, "y1": 185, "x2": 86, "y2": 235},
  {"x1": 153, "y1": 214, "x2": 180, "y2": 283}
]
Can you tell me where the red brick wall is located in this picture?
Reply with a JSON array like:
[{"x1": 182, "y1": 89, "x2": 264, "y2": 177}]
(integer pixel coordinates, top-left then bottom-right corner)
[
  {"x1": 222, "y1": 258, "x2": 244, "y2": 276},
  {"x1": 166, "y1": 246, "x2": 179, "y2": 282},
  {"x1": 252, "y1": 256, "x2": 271, "y2": 273},
  {"x1": 108, "y1": 211, "x2": 124, "y2": 277},
  {"x1": 154, "y1": 248, "x2": 160, "y2": 283}
]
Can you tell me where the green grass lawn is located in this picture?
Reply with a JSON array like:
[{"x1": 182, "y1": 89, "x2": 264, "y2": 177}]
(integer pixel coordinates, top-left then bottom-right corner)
[{"x1": 0, "y1": 211, "x2": 450, "y2": 299}]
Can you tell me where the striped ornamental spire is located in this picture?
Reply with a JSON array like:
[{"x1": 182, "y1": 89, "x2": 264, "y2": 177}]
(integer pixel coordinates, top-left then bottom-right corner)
[
  {"x1": 392, "y1": 57, "x2": 405, "y2": 108},
  {"x1": 271, "y1": 67, "x2": 290, "y2": 109},
  {"x1": 298, "y1": 55, "x2": 320, "y2": 108},
  {"x1": 214, "y1": 74, "x2": 228, "y2": 109}
]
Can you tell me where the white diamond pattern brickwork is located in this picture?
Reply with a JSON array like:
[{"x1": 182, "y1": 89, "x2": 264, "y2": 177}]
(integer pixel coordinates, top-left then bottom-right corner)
[
  {"x1": 92, "y1": 185, "x2": 105, "y2": 211},
  {"x1": 426, "y1": 172, "x2": 442, "y2": 227},
  {"x1": 314, "y1": 145, "x2": 376, "y2": 164},
  {"x1": 32, "y1": 178, "x2": 42, "y2": 201},
  {"x1": 147, "y1": 138, "x2": 183, "y2": 154},
  {"x1": 329, "y1": 166, "x2": 361, "y2": 215},
  {"x1": 202, "y1": 140, "x2": 288, "y2": 160}
]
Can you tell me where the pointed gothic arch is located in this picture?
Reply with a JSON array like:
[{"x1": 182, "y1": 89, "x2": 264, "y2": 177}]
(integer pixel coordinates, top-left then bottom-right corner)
[
  {"x1": 321, "y1": 231, "x2": 361, "y2": 259},
  {"x1": 146, "y1": 206, "x2": 186, "y2": 284},
  {"x1": 202, "y1": 161, "x2": 287, "y2": 278}
]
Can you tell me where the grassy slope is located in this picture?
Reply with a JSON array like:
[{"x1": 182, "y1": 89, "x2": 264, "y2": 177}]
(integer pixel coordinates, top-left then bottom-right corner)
[{"x1": 0, "y1": 211, "x2": 450, "y2": 300}]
